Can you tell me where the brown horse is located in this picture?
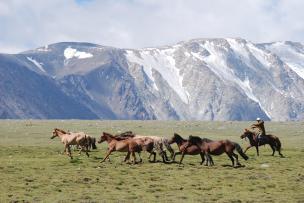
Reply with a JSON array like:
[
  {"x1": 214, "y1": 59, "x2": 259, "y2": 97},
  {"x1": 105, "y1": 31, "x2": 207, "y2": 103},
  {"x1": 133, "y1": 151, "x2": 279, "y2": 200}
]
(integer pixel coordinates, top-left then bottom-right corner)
[
  {"x1": 115, "y1": 131, "x2": 173, "y2": 163},
  {"x1": 240, "y1": 129, "x2": 283, "y2": 157},
  {"x1": 97, "y1": 132, "x2": 154, "y2": 164},
  {"x1": 50, "y1": 128, "x2": 89, "y2": 159},
  {"x1": 186, "y1": 135, "x2": 248, "y2": 167},
  {"x1": 168, "y1": 133, "x2": 211, "y2": 165}
]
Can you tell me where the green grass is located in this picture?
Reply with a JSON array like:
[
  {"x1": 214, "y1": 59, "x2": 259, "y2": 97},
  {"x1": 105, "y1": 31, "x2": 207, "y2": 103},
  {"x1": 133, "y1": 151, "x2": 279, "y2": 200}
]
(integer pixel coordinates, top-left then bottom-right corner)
[{"x1": 0, "y1": 120, "x2": 303, "y2": 202}]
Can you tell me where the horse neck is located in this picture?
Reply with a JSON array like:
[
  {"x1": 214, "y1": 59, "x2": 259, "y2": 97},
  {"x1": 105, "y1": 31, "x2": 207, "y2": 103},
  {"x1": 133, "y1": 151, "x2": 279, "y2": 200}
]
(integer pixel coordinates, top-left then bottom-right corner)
[
  {"x1": 104, "y1": 134, "x2": 116, "y2": 143},
  {"x1": 247, "y1": 133, "x2": 256, "y2": 143},
  {"x1": 55, "y1": 130, "x2": 67, "y2": 140},
  {"x1": 175, "y1": 136, "x2": 186, "y2": 146}
]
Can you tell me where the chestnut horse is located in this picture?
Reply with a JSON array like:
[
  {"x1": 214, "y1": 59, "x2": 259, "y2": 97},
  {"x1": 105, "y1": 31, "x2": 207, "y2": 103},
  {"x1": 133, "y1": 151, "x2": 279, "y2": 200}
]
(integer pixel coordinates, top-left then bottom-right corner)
[
  {"x1": 50, "y1": 128, "x2": 89, "y2": 159},
  {"x1": 115, "y1": 131, "x2": 174, "y2": 163},
  {"x1": 186, "y1": 135, "x2": 248, "y2": 167},
  {"x1": 240, "y1": 129, "x2": 283, "y2": 157},
  {"x1": 98, "y1": 132, "x2": 154, "y2": 164},
  {"x1": 168, "y1": 133, "x2": 212, "y2": 165}
]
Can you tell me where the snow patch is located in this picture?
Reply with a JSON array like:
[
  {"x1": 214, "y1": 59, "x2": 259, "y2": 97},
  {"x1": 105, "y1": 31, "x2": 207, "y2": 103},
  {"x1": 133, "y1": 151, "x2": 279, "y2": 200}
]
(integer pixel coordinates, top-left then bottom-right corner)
[
  {"x1": 26, "y1": 57, "x2": 46, "y2": 73},
  {"x1": 265, "y1": 42, "x2": 304, "y2": 80},
  {"x1": 126, "y1": 48, "x2": 190, "y2": 103},
  {"x1": 64, "y1": 47, "x2": 93, "y2": 59}
]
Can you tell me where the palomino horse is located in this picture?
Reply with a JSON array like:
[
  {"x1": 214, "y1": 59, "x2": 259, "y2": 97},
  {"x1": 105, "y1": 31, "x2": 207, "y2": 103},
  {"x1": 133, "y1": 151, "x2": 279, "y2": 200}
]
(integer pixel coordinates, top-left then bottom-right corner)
[
  {"x1": 240, "y1": 129, "x2": 283, "y2": 157},
  {"x1": 168, "y1": 133, "x2": 212, "y2": 164},
  {"x1": 185, "y1": 135, "x2": 248, "y2": 167},
  {"x1": 50, "y1": 128, "x2": 90, "y2": 159},
  {"x1": 98, "y1": 132, "x2": 154, "y2": 164},
  {"x1": 115, "y1": 131, "x2": 174, "y2": 163}
]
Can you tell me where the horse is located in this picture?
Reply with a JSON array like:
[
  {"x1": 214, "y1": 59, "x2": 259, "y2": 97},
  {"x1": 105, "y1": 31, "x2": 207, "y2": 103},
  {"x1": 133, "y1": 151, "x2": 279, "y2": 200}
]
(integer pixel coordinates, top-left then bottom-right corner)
[
  {"x1": 50, "y1": 128, "x2": 90, "y2": 159},
  {"x1": 97, "y1": 132, "x2": 154, "y2": 164},
  {"x1": 186, "y1": 135, "x2": 248, "y2": 167},
  {"x1": 115, "y1": 131, "x2": 174, "y2": 163},
  {"x1": 240, "y1": 129, "x2": 283, "y2": 157},
  {"x1": 168, "y1": 133, "x2": 212, "y2": 164}
]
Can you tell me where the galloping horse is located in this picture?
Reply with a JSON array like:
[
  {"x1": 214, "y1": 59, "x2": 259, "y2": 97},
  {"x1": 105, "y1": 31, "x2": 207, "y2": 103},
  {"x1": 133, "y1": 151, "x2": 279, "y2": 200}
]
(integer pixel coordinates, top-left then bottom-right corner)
[
  {"x1": 168, "y1": 133, "x2": 212, "y2": 164},
  {"x1": 115, "y1": 131, "x2": 174, "y2": 163},
  {"x1": 240, "y1": 129, "x2": 283, "y2": 157},
  {"x1": 50, "y1": 128, "x2": 90, "y2": 159},
  {"x1": 98, "y1": 132, "x2": 154, "y2": 164},
  {"x1": 186, "y1": 136, "x2": 248, "y2": 167}
]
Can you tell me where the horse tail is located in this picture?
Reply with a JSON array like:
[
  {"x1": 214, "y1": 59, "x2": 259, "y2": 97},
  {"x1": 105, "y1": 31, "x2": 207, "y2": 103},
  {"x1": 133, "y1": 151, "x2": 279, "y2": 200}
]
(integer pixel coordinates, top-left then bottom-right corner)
[
  {"x1": 274, "y1": 136, "x2": 282, "y2": 151},
  {"x1": 92, "y1": 137, "x2": 97, "y2": 149},
  {"x1": 234, "y1": 142, "x2": 249, "y2": 160}
]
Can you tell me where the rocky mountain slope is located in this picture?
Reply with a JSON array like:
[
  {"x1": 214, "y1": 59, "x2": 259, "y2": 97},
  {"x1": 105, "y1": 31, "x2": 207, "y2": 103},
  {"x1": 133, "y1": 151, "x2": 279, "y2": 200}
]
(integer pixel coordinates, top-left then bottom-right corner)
[{"x1": 1, "y1": 39, "x2": 303, "y2": 120}]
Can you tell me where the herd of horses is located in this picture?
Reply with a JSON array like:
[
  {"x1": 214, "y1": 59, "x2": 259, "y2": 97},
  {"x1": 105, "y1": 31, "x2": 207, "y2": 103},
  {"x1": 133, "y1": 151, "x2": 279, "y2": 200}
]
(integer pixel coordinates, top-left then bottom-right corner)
[{"x1": 51, "y1": 128, "x2": 284, "y2": 167}]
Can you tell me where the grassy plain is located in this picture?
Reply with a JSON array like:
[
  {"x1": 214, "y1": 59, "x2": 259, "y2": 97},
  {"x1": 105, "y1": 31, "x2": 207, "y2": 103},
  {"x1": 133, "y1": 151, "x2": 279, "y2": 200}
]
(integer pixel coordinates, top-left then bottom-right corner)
[{"x1": 0, "y1": 120, "x2": 303, "y2": 202}]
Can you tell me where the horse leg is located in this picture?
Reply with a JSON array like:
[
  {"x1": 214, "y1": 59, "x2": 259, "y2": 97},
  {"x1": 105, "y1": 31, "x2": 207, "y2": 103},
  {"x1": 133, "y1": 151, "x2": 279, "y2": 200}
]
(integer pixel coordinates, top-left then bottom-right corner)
[
  {"x1": 163, "y1": 151, "x2": 169, "y2": 162},
  {"x1": 227, "y1": 153, "x2": 234, "y2": 167},
  {"x1": 173, "y1": 152, "x2": 181, "y2": 162},
  {"x1": 270, "y1": 144, "x2": 275, "y2": 156},
  {"x1": 244, "y1": 145, "x2": 252, "y2": 154},
  {"x1": 101, "y1": 149, "x2": 113, "y2": 163},
  {"x1": 232, "y1": 152, "x2": 240, "y2": 166},
  {"x1": 179, "y1": 151, "x2": 186, "y2": 165},
  {"x1": 256, "y1": 146, "x2": 259, "y2": 156},
  {"x1": 208, "y1": 154, "x2": 214, "y2": 166},
  {"x1": 67, "y1": 145, "x2": 73, "y2": 159},
  {"x1": 161, "y1": 152, "x2": 167, "y2": 163},
  {"x1": 200, "y1": 152, "x2": 205, "y2": 165},
  {"x1": 131, "y1": 151, "x2": 136, "y2": 164},
  {"x1": 138, "y1": 152, "x2": 143, "y2": 163},
  {"x1": 124, "y1": 152, "x2": 130, "y2": 162},
  {"x1": 153, "y1": 152, "x2": 156, "y2": 162}
]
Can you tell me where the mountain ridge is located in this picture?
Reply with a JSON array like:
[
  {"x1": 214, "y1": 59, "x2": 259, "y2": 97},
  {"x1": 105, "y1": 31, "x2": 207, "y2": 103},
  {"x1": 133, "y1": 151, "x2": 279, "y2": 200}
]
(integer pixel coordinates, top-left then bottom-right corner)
[{"x1": 1, "y1": 38, "x2": 304, "y2": 120}]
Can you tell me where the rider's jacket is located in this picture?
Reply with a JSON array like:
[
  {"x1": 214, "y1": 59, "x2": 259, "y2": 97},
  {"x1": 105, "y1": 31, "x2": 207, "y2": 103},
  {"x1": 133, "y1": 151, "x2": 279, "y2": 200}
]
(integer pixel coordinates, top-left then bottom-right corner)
[{"x1": 250, "y1": 120, "x2": 266, "y2": 136}]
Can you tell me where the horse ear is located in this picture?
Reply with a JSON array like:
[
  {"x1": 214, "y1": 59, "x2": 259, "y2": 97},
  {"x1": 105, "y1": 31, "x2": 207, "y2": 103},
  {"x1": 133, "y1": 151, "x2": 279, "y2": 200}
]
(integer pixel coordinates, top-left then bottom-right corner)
[{"x1": 244, "y1": 128, "x2": 248, "y2": 132}]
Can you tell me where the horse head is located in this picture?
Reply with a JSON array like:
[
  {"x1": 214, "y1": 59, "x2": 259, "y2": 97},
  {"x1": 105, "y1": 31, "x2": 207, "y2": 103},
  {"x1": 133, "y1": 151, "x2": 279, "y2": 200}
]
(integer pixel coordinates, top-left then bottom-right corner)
[
  {"x1": 168, "y1": 133, "x2": 179, "y2": 144},
  {"x1": 98, "y1": 132, "x2": 113, "y2": 143},
  {"x1": 50, "y1": 128, "x2": 59, "y2": 139},
  {"x1": 240, "y1": 129, "x2": 252, "y2": 139}
]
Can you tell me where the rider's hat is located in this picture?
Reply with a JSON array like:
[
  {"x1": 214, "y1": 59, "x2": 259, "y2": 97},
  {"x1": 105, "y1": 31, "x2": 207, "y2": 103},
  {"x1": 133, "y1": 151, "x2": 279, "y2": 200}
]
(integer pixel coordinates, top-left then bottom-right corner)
[{"x1": 256, "y1": 117, "x2": 261, "y2": 121}]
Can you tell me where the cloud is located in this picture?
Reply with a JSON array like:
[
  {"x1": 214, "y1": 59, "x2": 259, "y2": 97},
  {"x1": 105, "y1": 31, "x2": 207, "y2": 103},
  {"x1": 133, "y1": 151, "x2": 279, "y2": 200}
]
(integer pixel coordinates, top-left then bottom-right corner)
[{"x1": 0, "y1": 0, "x2": 303, "y2": 53}]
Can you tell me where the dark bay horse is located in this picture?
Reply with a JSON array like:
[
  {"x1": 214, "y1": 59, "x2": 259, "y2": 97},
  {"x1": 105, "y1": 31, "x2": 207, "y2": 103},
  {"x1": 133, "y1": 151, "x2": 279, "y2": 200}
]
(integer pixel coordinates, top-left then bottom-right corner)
[
  {"x1": 186, "y1": 135, "x2": 248, "y2": 167},
  {"x1": 240, "y1": 129, "x2": 283, "y2": 157},
  {"x1": 168, "y1": 133, "x2": 212, "y2": 165}
]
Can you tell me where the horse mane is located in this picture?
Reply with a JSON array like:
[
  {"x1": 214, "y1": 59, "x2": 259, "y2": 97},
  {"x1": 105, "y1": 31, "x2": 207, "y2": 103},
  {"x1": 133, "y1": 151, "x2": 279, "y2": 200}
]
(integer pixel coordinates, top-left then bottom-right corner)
[
  {"x1": 188, "y1": 135, "x2": 213, "y2": 144},
  {"x1": 173, "y1": 133, "x2": 186, "y2": 142},
  {"x1": 202, "y1": 137, "x2": 213, "y2": 143},
  {"x1": 115, "y1": 131, "x2": 135, "y2": 139},
  {"x1": 103, "y1": 132, "x2": 132, "y2": 141},
  {"x1": 54, "y1": 128, "x2": 68, "y2": 134},
  {"x1": 188, "y1": 135, "x2": 203, "y2": 144}
]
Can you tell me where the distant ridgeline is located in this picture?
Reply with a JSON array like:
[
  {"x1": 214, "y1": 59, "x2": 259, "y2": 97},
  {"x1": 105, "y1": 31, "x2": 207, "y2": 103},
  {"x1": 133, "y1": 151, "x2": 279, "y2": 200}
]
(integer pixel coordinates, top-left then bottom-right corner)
[{"x1": 0, "y1": 39, "x2": 304, "y2": 120}]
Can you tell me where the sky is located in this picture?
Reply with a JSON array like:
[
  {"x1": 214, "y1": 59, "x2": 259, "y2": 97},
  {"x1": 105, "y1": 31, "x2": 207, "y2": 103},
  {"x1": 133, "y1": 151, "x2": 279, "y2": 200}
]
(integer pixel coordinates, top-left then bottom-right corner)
[{"x1": 0, "y1": 0, "x2": 303, "y2": 53}]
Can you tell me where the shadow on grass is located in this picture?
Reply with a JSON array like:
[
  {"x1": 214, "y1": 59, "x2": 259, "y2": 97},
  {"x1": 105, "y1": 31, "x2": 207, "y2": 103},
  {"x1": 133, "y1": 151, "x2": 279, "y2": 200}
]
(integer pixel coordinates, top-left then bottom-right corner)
[
  {"x1": 69, "y1": 158, "x2": 83, "y2": 164},
  {"x1": 221, "y1": 164, "x2": 246, "y2": 168}
]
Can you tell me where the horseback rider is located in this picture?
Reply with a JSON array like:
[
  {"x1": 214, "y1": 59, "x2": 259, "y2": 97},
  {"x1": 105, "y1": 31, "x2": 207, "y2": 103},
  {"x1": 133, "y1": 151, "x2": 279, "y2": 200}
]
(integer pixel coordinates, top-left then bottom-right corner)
[{"x1": 250, "y1": 118, "x2": 266, "y2": 145}]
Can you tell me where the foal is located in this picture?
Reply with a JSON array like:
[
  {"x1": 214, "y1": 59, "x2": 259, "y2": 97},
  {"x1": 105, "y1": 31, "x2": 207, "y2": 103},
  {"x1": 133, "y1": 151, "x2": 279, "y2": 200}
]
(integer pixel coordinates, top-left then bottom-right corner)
[{"x1": 50, "y1": 128, "x2": 89, "y2": 159}]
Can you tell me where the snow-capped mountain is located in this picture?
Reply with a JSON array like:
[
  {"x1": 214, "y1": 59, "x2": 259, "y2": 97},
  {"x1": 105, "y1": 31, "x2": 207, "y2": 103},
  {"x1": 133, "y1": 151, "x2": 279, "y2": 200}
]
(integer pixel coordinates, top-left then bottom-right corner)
[{"x1": 1, "y1": 39, "x2": 303, "y2": 120}]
